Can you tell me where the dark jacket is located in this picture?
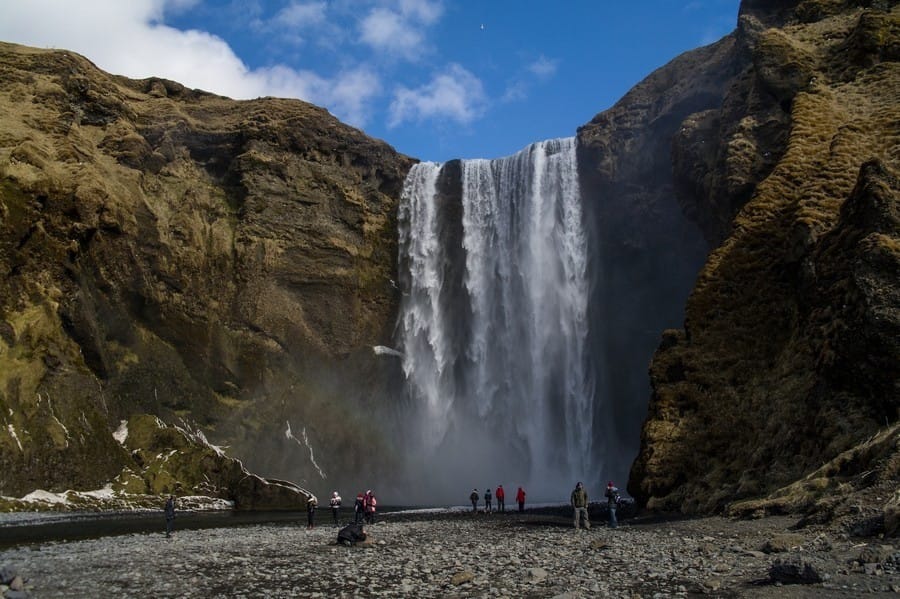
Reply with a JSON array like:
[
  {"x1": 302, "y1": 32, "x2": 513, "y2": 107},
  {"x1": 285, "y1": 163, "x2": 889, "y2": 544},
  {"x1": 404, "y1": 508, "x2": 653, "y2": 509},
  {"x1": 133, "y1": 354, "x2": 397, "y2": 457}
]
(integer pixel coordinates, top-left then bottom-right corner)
[
  {"x1": 337, "y1": 522, "x2": 367, "y2": 545},
  {"x1": 164, "y1": 498, "x2": 175, "y2": 520},
  {"x1": 571, "y1": 486, "x2": 588, "y2": 508},
  {"x1": 605, "y1": 486, "x2": 620, "y2": 507}
]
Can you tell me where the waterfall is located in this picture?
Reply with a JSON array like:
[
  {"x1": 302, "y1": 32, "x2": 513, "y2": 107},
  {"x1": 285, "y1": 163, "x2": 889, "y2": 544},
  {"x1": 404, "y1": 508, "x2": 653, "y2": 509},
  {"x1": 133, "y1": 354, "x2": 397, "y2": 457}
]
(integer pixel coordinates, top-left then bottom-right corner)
[{"x1": 397, "y1": 137, "x2": 596, "y2": 501}]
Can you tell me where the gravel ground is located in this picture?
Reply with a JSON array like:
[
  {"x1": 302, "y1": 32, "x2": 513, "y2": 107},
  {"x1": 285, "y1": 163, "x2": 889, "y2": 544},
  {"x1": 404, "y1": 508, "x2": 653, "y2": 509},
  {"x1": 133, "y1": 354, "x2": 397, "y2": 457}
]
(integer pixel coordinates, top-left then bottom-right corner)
[{"x1": 1, "y1": 510, "x2": 898, "y2": 598}]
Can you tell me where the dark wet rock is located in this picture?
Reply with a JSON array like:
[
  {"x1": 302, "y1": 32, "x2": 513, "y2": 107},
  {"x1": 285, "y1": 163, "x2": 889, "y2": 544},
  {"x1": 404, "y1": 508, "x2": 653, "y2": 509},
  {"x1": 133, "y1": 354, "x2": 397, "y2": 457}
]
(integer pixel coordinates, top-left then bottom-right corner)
[{"x1": 768, "y1": 557, "x2": 824, "y2": 584}]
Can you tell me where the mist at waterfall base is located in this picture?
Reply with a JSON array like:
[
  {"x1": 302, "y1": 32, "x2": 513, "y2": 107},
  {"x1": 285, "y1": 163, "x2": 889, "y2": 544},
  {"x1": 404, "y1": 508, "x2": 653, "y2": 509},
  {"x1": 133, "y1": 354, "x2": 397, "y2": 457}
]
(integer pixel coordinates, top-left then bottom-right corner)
[{"x1": 395, "y1": 138, "x2": 623, "y2": 504}]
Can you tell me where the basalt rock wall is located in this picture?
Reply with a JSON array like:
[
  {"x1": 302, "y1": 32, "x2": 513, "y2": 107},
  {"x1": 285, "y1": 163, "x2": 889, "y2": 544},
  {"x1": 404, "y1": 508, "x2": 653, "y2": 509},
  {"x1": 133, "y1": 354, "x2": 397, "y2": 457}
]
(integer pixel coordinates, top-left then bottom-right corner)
[
  {"x1": 0, "y1": 41, "x2": 413, "y2": 497},
  {"x1": 622, "y1": 0, "x2": 899, "y2": 514}
]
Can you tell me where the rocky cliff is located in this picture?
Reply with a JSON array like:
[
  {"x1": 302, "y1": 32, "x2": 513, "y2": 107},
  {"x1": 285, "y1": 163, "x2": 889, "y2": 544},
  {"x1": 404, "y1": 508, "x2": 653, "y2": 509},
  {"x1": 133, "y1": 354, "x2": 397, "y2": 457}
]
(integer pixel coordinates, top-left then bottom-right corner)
[
  {"x1": 1, "y1": 0, "x2": 896, "y2": 522},
  {"x1": 0, "y1": 41, "x2": 412, "y2": 502},
  {"x1": 618, "y1": 0, "x2": 899, "y2": 522}
]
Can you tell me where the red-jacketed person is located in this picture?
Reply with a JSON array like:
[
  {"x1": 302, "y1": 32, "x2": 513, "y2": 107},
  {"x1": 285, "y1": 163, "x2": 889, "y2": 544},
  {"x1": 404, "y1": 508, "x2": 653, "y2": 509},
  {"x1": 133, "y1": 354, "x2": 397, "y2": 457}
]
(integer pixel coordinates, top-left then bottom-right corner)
[
  {"x1": 364, "y1": 490, "x2": 377, "y2": 524},
  {"x1": 496, "y1": 485, "x2": 506, "y2": 512},
  {"x1": 516, "y1": 486, "x2": 526, "y2": 512}
]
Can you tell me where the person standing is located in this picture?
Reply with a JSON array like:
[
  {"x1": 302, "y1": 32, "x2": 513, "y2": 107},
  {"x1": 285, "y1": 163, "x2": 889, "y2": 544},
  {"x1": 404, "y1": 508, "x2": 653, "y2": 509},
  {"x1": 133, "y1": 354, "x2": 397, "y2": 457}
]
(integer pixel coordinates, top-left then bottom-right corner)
[
  {"x1": 306, "y1": 495, "x2": 318, "y2": 529},
  {"x1": 164, "y1": 495, "x2": 176, "y2": 538},
  {"x1": 516, "y1": 486, "x2": 526, "y2": 512},
  {"x1": 470, "y1": 488, "x2": 479, "y2": 513},
  {"x1": 354, "y1": 492, "x2": 365, "y2": 523},
  {"x1": 364, "y1": 490, "x2": 377, "y2": 524},
  {"x1": 605, "y1": 481, "x2": 620, "y2": 528},
  {"x1": 571, "y1": 482, "x2": 590, "y2": 530},
  {"x1": 495, "y1": 485, "x2": 505, "y2": 513},
  {"x1": 484, "y1": 487, "x2": 493, "y2": 513},
  {"x1": 330, "y1": 491, "x2": 342, "y2": 526}
]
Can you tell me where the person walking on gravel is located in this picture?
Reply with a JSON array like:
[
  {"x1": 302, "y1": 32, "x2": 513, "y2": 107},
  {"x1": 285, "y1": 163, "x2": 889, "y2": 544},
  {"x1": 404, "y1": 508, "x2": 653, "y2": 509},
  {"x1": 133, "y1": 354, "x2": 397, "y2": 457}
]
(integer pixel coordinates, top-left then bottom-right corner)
[
  {"x1": 330, "y1": 491, "x2": 342, "y2": 526},
  {"x1": 605, "y1": 481, "x2": 620, "y2": 528},
  {"x1": 516, "y1": 486, "x2": 526, "y2": 512},
  {"x1": 364, "y1": 490, "x2": 377, "y2": 524},
  {"x1": 354, "y1": 492, "x2": 365, "y2": 523},
  {"x1": 306, "y1": 495, "x2": 318, "y2": 529},
  {"x1": 164, "y1": 495, "x2": 176, "y2": 537},
  {"x1": 571, "y1": 482, "x2": 590, "y2": 530}
]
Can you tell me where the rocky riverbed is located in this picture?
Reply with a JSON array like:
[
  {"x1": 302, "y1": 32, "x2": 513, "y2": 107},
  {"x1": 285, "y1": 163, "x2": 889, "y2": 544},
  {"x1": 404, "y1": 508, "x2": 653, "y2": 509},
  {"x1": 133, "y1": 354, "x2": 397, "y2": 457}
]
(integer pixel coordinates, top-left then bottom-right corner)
[{"x1": 1, "y1": 510, "x2": 898, "y2": 597}]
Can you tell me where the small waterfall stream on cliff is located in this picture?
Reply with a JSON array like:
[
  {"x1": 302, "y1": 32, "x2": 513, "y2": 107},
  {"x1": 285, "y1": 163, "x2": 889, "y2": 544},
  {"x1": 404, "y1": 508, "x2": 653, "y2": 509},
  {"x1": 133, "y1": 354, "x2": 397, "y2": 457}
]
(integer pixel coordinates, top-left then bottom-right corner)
[{"x1": 397, "y1": 138, "x2": 598, "y2": 501}]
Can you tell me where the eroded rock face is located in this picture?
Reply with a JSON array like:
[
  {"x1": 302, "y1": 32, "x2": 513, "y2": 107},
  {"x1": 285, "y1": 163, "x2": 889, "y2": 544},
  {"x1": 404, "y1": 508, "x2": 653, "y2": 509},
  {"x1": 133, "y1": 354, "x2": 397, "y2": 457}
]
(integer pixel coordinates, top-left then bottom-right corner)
[
  {"x1": 575, "y1": 28, "x2": 738, "y2": 479},
  {"x1": 628, "y1": 3, "x2": 899, "y2": 513},
  {"x1": 0, "y1": 42, "x2": 413, "y2": 496}
]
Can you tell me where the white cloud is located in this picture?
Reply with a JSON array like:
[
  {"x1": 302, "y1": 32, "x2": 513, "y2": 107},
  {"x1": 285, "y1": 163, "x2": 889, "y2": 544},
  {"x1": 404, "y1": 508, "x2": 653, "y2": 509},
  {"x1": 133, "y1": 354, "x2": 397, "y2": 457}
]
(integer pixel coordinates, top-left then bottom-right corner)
[
  {"x1": 329, "y1": 67, "x2": 383, "y2": 126},
  {"x1": 500, "y1": 55, "x2": 559, "y2": 104},
  {"x1": 274, "y1": 1, "x2": 327, "y2": 28},
  {"x1": 528, "y1": 55, "x2": 559, "y2": 80},
  {"x1": 360, "y1": 8, "x2": 425, "y2": 58},
  {"x1": 0, "y1": 0, "x2": 381, "y2": 126},
  {"x1": 397, "y1": 0, "x2": 443, "y2": 25},
  {"x1": 388, "y1": 64, "x2": 486, "y2": 127},
  {"x1": 358, "y1": 0, "x2": 443, "y2": 60}
]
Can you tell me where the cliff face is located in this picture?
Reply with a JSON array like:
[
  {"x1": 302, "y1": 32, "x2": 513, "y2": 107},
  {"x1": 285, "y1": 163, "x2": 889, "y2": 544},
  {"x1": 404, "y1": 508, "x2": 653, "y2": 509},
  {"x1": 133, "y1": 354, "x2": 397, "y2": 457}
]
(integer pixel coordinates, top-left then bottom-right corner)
[
  {"x1": 625, "y1": 1, "x2": 899, "y2": 514},
  {"x1": 0, "y1": 42, "x2": 413, "y2": 497},
  {"x1": 576, "y1": 32, "x2": 741, "y2": 482}
]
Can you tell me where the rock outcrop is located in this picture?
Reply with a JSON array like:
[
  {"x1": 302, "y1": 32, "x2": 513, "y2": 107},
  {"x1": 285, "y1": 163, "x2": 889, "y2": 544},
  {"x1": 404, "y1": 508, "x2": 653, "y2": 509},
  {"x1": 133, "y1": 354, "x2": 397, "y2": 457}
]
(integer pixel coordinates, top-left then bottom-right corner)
[
  {"x1": 0, "y1": 41, "x2": 412, "y2": 499},
  {"x1": 626, "y1": 2, "x2": 899, "y2": 515}
]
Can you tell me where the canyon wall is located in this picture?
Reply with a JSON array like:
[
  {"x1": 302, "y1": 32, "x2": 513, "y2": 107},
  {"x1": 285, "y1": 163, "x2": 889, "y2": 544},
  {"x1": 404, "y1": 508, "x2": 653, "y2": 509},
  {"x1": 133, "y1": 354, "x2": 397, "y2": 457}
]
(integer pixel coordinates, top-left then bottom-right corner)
[
  {"x1": 0, "y1": 41, "x2": 412, "y2": 498},
  {"x1": 619, "y1": 1, "x2": 899, "y2": 515}
]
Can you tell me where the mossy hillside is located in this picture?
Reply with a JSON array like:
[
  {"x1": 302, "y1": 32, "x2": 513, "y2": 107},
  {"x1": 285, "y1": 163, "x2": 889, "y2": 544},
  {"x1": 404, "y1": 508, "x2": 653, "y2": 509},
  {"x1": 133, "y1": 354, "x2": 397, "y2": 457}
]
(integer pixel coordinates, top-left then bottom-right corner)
[
  {"x1": 0, "y1": 40, "x2": 412, "y2": 499},
  {"x1": 631, "y1": 4, "x2": 899, "y2": 513},
  {"x1": 728, "y1": 422, "x2": 900, "y2": 536}
]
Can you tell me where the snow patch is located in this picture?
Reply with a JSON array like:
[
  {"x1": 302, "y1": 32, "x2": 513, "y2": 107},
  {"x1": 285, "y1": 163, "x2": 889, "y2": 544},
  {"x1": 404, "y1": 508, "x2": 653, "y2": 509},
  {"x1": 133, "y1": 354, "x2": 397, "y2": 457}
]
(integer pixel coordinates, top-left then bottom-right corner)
[
  {"x1": 22, "y1": 489, "x2": 69, "y2": 505},
  {"x1": 7, "y1": 424, "x2": 23, "y2": 451},
  {"x1": 285, "y1": 420, "x2": 327, "y2": 480},
  {"x1": 80, "y1": 484, "x2": 116, "y2": 500},
  {"x1": 112, "y1": 420, "x2": 128, "y2": 444},
  {"x1": 373, "y1": 345, "x2": 404, "y2": 358}
]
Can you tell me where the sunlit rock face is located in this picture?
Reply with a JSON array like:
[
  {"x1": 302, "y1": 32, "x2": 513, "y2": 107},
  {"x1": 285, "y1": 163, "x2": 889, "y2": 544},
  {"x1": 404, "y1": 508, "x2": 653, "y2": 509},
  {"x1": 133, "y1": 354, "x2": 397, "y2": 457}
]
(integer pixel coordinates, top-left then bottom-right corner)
[
  {"x1": 397, "y1": 139, "x2": 597, "y2": 501},
  {"x1": 0, "y1": 41, "x2": 413, "y2": 497}
]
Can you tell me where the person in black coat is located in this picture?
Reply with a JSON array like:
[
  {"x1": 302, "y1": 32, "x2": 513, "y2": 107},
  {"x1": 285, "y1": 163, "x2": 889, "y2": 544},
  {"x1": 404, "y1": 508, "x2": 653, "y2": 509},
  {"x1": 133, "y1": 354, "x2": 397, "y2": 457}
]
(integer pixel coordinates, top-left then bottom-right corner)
[
  {"x1": 164, "y1": 495, "x2": 175, "y2": 537},
  {"x1": 306, "y1": 496, "x2": 318, "y2": 529}
]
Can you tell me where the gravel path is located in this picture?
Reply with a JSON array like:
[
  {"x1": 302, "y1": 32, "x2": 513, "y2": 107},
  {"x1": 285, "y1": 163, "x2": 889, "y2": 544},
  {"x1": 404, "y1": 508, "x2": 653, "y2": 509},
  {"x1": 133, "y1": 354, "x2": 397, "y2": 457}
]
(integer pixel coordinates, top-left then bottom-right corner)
[{"x1": 1, "y1": 511, "x2": 898, "y2": 597}]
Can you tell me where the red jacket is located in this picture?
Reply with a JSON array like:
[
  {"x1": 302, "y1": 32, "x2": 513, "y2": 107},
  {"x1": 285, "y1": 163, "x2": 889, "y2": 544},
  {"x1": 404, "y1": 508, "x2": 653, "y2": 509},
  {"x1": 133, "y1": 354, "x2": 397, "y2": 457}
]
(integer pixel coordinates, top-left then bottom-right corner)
[
  {"x1": 516, "y1": 488, "x2": 526, "y2": 502},
  {"x1": 496, "y1": 486, "x2": 505, "y2": 500}
]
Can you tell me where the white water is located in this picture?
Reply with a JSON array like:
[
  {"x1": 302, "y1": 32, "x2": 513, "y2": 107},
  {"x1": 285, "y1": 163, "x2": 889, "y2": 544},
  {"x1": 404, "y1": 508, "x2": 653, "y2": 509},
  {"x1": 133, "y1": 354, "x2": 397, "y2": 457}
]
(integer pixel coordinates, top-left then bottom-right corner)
[{"x1": 397, "y1": 138, "x2": 596, "y2": 500}]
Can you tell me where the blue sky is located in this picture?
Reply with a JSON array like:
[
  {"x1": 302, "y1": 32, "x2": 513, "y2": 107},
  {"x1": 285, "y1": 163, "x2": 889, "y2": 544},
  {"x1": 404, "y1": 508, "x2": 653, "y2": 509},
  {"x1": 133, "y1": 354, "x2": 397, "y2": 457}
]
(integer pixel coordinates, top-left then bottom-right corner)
[{"x1": 1, "y1": 0, "x2": 740, "y2": 162}]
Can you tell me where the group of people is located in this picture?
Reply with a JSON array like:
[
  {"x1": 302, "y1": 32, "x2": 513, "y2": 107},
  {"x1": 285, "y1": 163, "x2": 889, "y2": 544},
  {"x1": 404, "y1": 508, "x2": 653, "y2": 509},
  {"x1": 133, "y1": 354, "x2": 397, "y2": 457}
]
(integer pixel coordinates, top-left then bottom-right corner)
[
  {"x1": 163, "y1": 480, "x2": 623, "y2": 539},
  {"x1": 306, "y1": 489, "x2": 378, "y2": 529},
  {"x1": 571, "y1": 480, "x2": 621, "y2": 529},
  {"x1": 469, "y1": 485, "x2": 527, "y2": 513}
]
